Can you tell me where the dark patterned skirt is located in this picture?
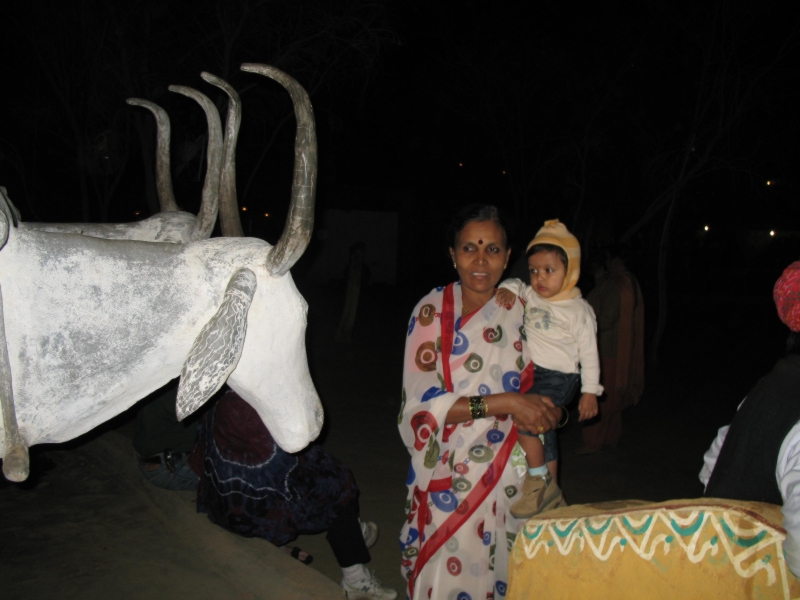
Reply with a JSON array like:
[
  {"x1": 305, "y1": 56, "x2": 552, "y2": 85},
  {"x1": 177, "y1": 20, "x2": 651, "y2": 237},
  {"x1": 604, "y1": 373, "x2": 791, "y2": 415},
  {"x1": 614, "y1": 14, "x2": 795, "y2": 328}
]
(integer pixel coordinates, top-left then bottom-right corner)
[{"x1": 189, "y1": 391, "x2": 358, "y2": 546}]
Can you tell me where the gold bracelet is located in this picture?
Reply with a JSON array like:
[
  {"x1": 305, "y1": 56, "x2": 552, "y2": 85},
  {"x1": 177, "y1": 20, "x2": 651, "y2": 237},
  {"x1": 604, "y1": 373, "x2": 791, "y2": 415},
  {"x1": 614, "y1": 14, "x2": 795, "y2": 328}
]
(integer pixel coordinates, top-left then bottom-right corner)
[{"x1": 482, "y1": 398, "x2": 489, "y2": 418}]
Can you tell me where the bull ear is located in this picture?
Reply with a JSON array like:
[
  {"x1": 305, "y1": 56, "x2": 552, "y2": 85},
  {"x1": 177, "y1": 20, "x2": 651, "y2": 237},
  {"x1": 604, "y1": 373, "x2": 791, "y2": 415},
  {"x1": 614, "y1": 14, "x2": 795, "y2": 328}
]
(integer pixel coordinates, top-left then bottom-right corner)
[
  {"x1": 0, "y1": 211, "x2": 8, "y2": 251},
  {"x1": 176, "y1": 268, "x2": 257, "y2": 420},
  {"x1": 0, "y1": 188, "x2": 20, "y2": 227},
  {"x1": 1, "y1": 188, "x2": 18, "y2": 250}
]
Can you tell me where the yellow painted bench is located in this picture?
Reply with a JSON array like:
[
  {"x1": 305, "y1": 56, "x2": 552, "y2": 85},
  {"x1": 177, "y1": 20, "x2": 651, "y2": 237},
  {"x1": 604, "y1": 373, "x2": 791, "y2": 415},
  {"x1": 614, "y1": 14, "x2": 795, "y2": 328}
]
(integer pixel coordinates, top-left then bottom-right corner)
[{"x1": 508, "y1": 499, "x2": 800, "y2": 599}]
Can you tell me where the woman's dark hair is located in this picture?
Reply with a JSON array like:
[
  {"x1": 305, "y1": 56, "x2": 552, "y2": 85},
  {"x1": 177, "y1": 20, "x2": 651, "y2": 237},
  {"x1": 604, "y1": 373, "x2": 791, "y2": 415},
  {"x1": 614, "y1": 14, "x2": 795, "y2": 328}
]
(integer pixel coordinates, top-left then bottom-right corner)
[
  {"x1": 787, "y1": 331, "x2": 800, "y2": 355},
  {"x1": 447, "y1": 204, "x2": 512, "y2": 249},
  {"x1": 526, "y1": 243, "x2": 568, "y2": 268}
]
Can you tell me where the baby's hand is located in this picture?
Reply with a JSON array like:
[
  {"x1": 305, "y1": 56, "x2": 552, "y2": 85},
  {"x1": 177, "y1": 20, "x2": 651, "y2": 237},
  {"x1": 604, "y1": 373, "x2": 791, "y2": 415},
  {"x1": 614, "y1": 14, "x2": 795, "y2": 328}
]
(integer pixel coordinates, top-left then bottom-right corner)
[
  {"x1": 495, "y1": 287, "x2": 516, "y2": 309},
  {"x1": 578, "y1": 393, "x2": 598, "y2": 421}
]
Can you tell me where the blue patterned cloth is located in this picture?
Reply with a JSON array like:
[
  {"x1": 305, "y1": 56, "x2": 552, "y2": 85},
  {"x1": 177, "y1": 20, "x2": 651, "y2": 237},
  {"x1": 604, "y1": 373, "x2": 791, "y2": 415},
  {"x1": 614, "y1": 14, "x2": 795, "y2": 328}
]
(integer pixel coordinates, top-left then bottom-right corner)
[{"x1": 190, "y1": 391, "x2": 358, "y2": 546}]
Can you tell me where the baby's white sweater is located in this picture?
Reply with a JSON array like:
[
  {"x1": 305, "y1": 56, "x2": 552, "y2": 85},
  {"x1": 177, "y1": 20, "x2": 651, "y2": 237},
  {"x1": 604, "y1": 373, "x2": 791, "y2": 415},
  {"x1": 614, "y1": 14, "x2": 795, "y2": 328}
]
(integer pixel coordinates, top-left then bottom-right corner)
[{"x1": 500, "y1": 278, "x2": 603, "y2": 395}]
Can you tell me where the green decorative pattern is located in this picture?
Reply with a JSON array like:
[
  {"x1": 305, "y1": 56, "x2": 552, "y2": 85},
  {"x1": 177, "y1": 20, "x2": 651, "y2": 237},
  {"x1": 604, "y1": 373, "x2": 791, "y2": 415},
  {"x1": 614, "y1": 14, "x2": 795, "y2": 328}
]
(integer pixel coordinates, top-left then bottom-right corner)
[{"x1": 518, "y1": 504, "x2": 794, "y2": 596}]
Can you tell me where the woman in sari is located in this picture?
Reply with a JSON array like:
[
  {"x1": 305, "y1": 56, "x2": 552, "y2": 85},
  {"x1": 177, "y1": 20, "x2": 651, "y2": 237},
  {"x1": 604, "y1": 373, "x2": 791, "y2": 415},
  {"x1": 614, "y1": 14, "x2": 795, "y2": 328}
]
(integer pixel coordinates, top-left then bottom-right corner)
[{"x1": 399, "y1": 205, "x2": 562, "y2": 600}]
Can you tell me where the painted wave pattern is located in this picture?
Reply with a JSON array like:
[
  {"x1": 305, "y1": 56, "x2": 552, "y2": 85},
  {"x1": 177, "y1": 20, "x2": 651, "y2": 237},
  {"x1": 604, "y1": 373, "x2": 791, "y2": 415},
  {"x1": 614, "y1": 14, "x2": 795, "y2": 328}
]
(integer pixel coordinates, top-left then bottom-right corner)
[{"x1": 519, "y1": 506, "x2": 795, "y2": 598}]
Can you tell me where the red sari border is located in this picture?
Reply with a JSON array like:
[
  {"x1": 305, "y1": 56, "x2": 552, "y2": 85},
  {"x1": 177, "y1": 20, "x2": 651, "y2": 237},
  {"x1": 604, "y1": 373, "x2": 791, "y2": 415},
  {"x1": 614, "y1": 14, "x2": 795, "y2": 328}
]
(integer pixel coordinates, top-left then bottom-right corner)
[{"x1": 409, "y1": 283, "x2": 521, "y2": 598}]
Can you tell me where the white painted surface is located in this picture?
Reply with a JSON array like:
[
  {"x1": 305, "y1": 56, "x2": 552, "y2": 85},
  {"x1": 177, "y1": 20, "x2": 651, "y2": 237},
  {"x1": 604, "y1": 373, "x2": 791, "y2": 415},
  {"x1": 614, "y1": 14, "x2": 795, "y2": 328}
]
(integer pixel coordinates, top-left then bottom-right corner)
[{"x1": 0, "y1": 224, "x2": 322, "y2": 457}]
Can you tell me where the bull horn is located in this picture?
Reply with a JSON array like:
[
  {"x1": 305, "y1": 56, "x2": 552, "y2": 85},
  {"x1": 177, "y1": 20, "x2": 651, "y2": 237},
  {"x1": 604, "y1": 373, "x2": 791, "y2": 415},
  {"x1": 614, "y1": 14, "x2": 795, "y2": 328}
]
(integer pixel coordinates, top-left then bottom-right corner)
[
  {"x1": 168, "y1": 85, "x2": 224, "y2": 241},
  {"x1": 241, "y1": 64, "x2": 317, "y2": 277},
  {"x1": 201, "y1": 72, "x2": 244, "y2": 238},
  {"x1": 126, "y1": 99, "x2": 180, "y2": 213}
]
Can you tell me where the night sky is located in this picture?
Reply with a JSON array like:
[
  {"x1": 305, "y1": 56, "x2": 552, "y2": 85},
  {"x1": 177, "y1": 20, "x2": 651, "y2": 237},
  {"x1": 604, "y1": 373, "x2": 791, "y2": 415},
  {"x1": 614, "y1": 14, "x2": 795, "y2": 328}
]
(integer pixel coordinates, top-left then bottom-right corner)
[{"x1": 1, "y1": 0, "x2": 799, "y2": 296}]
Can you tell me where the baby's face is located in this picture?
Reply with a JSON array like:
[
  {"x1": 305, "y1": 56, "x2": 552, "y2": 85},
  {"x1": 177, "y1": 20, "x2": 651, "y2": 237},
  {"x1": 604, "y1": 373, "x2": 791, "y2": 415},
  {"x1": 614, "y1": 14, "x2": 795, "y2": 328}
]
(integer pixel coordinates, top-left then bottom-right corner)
[{"x1": 528, "y1": 251, "x2": 566, "y2": 299}]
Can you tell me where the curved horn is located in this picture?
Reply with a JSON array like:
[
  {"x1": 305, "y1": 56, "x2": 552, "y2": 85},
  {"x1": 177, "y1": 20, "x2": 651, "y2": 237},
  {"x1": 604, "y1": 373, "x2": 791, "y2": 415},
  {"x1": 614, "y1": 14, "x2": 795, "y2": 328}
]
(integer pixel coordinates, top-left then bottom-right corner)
[
  {"x1": 201, "y1": 72, "x2": 243, "y2": 238},
  {"x1": 168, "y1": 85, "x2": 223, "y2": 241},
  {"x1": 126, "y1": 98, "x2": 179, "y2": 213},
  {"x1": 241, "y1": 64, "x2": 317, "y2": 277}
]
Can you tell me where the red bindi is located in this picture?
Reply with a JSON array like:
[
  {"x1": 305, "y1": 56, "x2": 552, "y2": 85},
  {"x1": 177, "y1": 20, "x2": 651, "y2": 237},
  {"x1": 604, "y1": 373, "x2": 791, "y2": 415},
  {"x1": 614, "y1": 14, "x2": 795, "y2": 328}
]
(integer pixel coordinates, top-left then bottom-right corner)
[{"x1": 478, "y1": 239, "x2": 483, "y2": 245}]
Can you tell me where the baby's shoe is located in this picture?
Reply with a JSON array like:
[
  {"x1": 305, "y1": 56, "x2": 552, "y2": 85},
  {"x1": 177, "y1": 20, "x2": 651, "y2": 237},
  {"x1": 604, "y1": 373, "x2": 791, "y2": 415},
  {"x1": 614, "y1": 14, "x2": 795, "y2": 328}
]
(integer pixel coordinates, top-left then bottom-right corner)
[{"x1": 510, "y1": 471, "x2": 564, "y2": 519}]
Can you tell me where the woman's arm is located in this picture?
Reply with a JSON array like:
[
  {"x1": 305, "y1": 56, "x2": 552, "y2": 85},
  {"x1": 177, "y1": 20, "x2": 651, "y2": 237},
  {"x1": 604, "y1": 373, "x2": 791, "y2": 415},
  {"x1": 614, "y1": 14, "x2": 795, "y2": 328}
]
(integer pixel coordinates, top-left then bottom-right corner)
[{"x1": 445, "y1": 392, "x2": 560, "y2": 432}]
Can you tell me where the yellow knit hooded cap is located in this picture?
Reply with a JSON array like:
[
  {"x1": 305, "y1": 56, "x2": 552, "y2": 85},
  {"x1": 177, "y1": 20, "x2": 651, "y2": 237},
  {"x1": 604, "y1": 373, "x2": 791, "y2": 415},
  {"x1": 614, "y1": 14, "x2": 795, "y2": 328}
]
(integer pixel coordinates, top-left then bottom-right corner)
[{"x1": 526, "y1": 219, "x2": 581, "y2": 301}]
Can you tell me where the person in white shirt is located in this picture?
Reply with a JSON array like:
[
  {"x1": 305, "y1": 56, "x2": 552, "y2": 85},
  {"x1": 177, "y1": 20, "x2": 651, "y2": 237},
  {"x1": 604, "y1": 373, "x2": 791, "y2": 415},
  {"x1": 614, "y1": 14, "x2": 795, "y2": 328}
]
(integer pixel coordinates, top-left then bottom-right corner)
[
  {"x1": 496, "y1": 219, "x2": 602, "y2": 518},
  {"x1": 699, "y1": 260, "x2": 800, "y2": 578}
]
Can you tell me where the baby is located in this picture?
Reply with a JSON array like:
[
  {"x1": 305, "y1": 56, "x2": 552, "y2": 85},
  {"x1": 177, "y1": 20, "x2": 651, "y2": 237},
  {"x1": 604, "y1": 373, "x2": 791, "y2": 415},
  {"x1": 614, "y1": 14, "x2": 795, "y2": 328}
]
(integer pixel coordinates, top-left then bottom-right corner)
[{"x1": 496, "y1": 219, "x2": 602, "y2": 518}]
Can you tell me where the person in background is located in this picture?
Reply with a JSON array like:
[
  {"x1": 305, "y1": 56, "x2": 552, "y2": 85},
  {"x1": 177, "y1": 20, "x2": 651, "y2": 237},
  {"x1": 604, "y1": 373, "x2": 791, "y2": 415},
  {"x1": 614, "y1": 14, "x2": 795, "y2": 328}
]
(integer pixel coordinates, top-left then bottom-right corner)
[
  {"x1": 700, "y1": 260, "x2": 800, "y2": 578},
  {"x1": 133, "y1": 379, "x2": 200, "y2": 491},
  {"x1": 578, "y1": 245, "x2": 645, "y2": 453}
]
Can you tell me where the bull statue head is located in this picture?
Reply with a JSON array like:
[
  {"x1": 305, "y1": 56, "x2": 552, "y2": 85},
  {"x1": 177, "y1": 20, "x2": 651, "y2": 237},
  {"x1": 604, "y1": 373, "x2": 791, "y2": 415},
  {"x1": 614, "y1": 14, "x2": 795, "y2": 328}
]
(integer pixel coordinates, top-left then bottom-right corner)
[{"x1": 0, "y1": 64, "x2": 320, "y2": 482}]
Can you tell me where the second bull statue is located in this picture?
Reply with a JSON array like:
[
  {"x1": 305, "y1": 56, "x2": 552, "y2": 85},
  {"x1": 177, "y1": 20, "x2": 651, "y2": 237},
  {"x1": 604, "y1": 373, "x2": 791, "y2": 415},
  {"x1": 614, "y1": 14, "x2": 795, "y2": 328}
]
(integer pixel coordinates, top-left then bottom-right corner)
[{"x1": 0, "y1": 64, "x2": 320, "y2": 482}]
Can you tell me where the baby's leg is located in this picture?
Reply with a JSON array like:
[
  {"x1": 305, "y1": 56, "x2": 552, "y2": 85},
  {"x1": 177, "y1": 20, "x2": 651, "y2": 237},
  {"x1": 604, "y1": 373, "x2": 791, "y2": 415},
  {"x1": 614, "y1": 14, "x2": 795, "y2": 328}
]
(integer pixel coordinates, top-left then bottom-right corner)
[
  {"x1": 511, "y1": 431, "x2": 563, "y2": 519},
  {"x1": 517, "y1": 431, "x2": 546, "y2": 468}
]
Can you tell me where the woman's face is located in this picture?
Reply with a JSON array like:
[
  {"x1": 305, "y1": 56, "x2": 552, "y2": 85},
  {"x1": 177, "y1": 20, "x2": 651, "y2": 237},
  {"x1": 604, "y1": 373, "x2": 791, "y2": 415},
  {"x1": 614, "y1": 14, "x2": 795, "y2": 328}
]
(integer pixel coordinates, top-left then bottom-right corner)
[{"x1": 449, "y1": 220, "x2": 511, "y2": 298}]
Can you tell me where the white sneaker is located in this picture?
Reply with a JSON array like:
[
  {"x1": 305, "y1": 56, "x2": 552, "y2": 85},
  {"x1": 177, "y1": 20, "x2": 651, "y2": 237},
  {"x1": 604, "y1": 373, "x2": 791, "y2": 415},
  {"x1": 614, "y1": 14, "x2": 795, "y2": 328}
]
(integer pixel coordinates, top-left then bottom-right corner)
[
  {"x1": 361, "y1": 521, "x2": 379, "y2": 549},
  {"x1": 341, "y1": 570, "x2": 397, "y2": 600}
]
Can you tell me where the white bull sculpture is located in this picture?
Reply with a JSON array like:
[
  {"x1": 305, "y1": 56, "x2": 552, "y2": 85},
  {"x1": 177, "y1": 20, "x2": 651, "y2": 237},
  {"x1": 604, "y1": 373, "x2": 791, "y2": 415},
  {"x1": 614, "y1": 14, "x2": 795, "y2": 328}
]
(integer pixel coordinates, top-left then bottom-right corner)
[
  {"x1": 0, "y1": 64, "x2": 321, "y2": 482},
  {"x1": 15, "y1": 71, "x2": 243, "y2": 243}
]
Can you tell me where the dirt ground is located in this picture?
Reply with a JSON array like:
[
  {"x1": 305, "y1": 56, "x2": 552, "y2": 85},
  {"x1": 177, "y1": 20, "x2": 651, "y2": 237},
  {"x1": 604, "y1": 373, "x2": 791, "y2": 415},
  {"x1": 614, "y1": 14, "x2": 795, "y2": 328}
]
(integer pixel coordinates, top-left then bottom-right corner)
[{"x1": 0, "y1": 283, "x2": 788, "y2": 599}]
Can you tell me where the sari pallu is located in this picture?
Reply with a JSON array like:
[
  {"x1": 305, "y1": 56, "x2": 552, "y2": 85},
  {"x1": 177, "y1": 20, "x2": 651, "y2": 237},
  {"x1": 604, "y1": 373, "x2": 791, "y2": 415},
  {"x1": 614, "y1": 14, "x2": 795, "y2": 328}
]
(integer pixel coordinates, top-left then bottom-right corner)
[{"x1": 399, "y1": 283, "x2": 532, "y2": 600}]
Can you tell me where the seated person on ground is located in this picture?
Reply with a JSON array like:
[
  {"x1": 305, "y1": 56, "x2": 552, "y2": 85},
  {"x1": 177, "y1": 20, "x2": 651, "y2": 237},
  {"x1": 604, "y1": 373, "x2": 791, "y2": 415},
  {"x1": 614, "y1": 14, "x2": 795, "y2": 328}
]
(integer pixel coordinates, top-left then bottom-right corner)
[{"x1": 189, "y1": 389, "x2": 396, "y2": 600}]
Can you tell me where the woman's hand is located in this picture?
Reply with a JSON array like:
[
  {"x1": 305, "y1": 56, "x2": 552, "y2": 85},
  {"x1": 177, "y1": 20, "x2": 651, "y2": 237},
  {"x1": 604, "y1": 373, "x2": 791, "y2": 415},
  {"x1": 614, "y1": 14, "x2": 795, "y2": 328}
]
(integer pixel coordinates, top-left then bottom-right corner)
[
  {"x1": 578, "y1": 393, "x2": 598, "y2": 421},
  {"x1": 504, "y1": 392, "x2": 561, "y2": 434},
  {"x1": 446, "y1": 392, "x2": 559, "y2": 430}
]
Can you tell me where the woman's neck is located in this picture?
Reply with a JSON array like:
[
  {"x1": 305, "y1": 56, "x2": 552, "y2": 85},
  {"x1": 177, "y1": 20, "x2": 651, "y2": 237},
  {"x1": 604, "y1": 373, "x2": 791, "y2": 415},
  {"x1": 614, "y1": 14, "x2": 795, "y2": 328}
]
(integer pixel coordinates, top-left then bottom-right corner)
[{"x1": 461, "y1": 288, "x2": 495, "y2": 316}]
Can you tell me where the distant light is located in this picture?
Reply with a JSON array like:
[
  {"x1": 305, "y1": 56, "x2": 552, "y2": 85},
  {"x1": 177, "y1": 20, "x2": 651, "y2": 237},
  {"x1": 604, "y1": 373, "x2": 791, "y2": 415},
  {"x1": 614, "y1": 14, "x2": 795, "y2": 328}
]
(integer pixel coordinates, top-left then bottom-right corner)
[
  {"x1": 704, "y1": 225, "x2": 709, "y2": 231},
  {"x1": 134, "y1": 211, "x2": 141, "y2": 216},
  {"x1": 241, "y1": 206, "x2": 247, "y2": 211},
  {"x1": 458, "y1": 162, "x2": 463, "y2": 167},
  {"x1": 770, "y1": 230, "x2": 776, "y2": 237},
  {"x1": 502, "y1": 170, "x2": 507, "y2": 175},
  {"x1": 264, "y1": 213, "x2": 269, "y2": 217},
  {"x1": 767, "y1": 180, "x2": 772, "y2": 186}
]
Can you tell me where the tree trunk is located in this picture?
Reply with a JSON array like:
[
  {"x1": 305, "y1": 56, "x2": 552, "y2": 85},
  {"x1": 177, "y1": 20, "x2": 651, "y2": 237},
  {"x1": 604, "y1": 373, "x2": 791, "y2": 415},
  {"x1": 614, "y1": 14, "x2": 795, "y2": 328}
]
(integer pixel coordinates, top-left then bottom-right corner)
[
  {"x1": 241, "y1": 111, "x2": 292, "y2": 205},
  {"x1": 650, "y1": 192, "x2": 678, "y2": 367},
  {"x1": 648, "y1": 132, "x2": 694, "y2": 365}
]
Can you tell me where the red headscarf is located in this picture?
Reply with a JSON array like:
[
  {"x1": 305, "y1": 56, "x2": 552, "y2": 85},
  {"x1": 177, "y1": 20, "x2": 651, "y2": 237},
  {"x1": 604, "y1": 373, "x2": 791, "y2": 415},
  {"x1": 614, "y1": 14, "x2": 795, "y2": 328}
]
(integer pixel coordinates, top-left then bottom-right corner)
[{"x1": 773, "y1": 261, "x2": 800, "y2": 332}]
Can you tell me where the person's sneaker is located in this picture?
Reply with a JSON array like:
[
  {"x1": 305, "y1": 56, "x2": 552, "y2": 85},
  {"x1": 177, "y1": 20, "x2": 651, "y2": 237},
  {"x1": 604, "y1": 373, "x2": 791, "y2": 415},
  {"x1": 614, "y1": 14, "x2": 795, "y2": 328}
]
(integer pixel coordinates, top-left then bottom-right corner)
[
  {"x1": 361, "y1": 521, "x2": 379, "y2": 549},
  {"x1": 341, "y1": 570, "x2": 397, "y2": 600},
  {"x1": 510, "y1": 471, "x2": 564, "y2": 519}
]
